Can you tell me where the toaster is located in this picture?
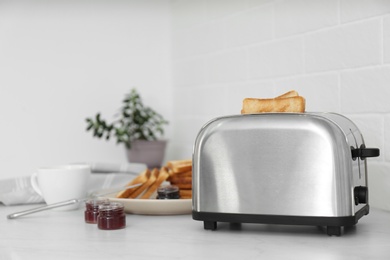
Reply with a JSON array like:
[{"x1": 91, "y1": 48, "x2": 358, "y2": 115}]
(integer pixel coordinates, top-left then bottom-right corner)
[{"x1": 192, "y1": 113, "x2": 379, "y2": 236}]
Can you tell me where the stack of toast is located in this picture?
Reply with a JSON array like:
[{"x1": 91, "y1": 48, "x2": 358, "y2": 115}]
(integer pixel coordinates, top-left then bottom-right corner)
[
  {"x1": 116, "y1": 159, "x2": 192, "y2": 200},
  {"x1": 166, "y1": 159, "x2": 192, "y2": 199}
]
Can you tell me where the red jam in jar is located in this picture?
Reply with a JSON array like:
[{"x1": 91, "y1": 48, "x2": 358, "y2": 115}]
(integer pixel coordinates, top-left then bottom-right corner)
[
  {"x1": 97, "y1": 202, "x2": 126, "y2": 230},
  {"x1": 84, "y1": 199, "x2": 109, "y2": 224},
  {"x1": 156, "y1": 185, "x2": 180, "y2": 199}
]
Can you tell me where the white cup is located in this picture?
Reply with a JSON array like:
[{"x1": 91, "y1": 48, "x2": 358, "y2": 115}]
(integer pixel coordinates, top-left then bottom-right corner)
[{"x1": 31, "y1": 164, "x2": 91, "y2": 210}]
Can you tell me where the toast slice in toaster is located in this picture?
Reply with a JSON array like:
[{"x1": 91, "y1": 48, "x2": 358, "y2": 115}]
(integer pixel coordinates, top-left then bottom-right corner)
[
  {"x1": 275, "y1": 90, "x2": 299, "y2": 99},
  {"x1": 241, "y1": 94, "x2": 306, "y2": 114},
  {"x1": 241, "y1": 90, "x2": 305, "y2": 114}
]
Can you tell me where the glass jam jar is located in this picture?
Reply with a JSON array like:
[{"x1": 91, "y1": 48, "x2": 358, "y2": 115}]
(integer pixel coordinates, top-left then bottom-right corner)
[
  {"x1": 156, "y1": 185, "x2": 180, "y2": 199},
  {"x1": 84, "y1": 199, "x2": 109, "y2": 224},
  {"x1": 97, "y1": 202, "x2": 126, "y2": 230}
]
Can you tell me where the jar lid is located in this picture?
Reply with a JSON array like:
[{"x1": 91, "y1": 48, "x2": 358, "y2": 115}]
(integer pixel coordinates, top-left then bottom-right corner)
[
  {"x1": 157, "y1": 185, "x2": 180, "y2": 199},
  {"x1": 85, "y1": 199, "x2": 109, "y2": 206},
  {"x1": 158, "y1": 185, "x2": 179, "y2": 194},
  {"x1": 98, "y1": 202, "x2": 124, "y2": 211}
]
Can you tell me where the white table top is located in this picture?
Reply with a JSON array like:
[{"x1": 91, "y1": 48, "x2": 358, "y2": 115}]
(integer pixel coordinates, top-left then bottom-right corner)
[{"x1": 1, "y1": 204, "x2": 390, "y2": 260}]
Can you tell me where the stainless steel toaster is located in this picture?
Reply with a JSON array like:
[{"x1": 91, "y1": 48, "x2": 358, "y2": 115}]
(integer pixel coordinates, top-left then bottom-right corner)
[{"x1": 192, "y1": 112, "x2": 379, "y2": 236}]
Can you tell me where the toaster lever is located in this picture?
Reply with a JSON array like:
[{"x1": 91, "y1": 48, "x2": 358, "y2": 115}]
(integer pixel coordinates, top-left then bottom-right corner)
[{"x1": 351, "y1": 145, "x2": 380, "y2": 160}]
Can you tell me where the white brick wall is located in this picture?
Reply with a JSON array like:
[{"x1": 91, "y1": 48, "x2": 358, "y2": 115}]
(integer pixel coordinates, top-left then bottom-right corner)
[
  {"x1": 171, "y1": 0, "x2": 390, "y2": 210},
  {"x1": 384, "y1": 16, "x2": 390, "y2": 63},
  {"x1": 207, "y1": 50, "x2": 247, "y2": 83},
  {"x1": 275, "y1": 0, "x2": 339, "y2": 37},
  {"x1": 0, "y1": 0, "x2": 174, "y2": 180},
  {"x1": 224, "y1": 4, "x2": 273, "y2": 47},
  {"x1": 341, "y1": 67, "x2": 390, "y2": 113},
  {"x1": 305, "y1": 20, "x2": 382, "y2": 72},
  {"x1": 249, "y1": 37, "x2": 304, "y2": 78},
  {"x1": 340, "y1": 0, "x2": 390, "y2": 22}
]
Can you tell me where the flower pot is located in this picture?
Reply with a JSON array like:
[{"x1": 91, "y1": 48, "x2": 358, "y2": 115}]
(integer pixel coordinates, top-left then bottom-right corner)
[{"x1": 126, "y1": 140, "x2": 167, "y2": 169}]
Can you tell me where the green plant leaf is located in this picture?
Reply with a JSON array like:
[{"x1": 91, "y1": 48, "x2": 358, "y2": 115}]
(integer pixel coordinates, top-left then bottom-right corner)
[{"x1": 85, "y1": 88, "x2": 168, "y2": 148}]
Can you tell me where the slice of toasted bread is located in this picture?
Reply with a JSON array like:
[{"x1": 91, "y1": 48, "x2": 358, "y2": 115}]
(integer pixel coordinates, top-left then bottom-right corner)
[
  {"x1": 241, "y1": 96, "x2": 305, "y2": 114},
  {"x1": 140, "y1": 167, "x2": 170, "y2": 199},
  {"x1": 169, "y1": 175, "x2": 192, "y2": 184},
  {"x1": 129, "y1": 168, "x2": 158, "y2": 199},
  {"x1": 179, "y1": 189, "x2": 192, "y2": 198},
  {"x1": 167, "y1": 159, "x2": 192, "y2": 174},
  {"x1": 167, "y1": 170, "x2": 192, "y2": 181},
  {"x1": 174, "y1": 183, "x2": 192, "y2": 190},
  {"x1": 116, "y1": 169, "x2": 149, "y2": 198},
  {"x1": 275, "y1": 90, "x2": 299, "y2": 99}
]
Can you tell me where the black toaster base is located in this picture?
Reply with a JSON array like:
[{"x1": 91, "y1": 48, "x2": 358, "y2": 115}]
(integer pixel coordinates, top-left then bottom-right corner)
[{"x1": 192, "y1": 205, "x2": 369, "y2": 236}]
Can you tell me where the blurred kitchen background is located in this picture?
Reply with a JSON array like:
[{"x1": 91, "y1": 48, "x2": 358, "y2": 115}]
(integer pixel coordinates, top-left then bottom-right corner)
[{"x1": 1, "y1": 0, "x2": 389, "y2": 209}]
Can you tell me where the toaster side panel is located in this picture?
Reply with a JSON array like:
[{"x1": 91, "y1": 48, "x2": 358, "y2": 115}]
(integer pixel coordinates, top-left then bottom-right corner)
[
  {"x1": 319, "y1": 113, "x2": 369, "y2": 214},
  {"x1": 193, "y1": 114, "x2": 354, "y2": 217}
]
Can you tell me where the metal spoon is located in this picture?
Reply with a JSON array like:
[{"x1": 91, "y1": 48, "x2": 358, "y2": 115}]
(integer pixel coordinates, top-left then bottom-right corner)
[{"x1": 6, "y1": 183, "x2": 142, "y2": 219}]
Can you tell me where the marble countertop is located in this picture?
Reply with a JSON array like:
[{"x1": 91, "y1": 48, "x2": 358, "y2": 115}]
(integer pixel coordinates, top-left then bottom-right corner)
[{"x1": 1, "y1": 204, "x2": 390, "y2": 260}]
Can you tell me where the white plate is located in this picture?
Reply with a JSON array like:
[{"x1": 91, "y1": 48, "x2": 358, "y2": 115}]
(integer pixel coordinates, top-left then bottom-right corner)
[{"x1": 103, "y1": 195, "x2": 192, "y2": 215}]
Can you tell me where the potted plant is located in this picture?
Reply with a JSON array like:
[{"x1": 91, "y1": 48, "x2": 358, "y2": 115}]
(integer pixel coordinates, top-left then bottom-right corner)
[{"x1": 85, "y1": 88, "x2": 169, "y2": 168}]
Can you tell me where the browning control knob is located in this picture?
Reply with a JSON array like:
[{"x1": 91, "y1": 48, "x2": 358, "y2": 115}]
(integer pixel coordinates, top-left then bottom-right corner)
[{"x1": 354, "y1": 186, "x2": 368, "y2": 205}]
